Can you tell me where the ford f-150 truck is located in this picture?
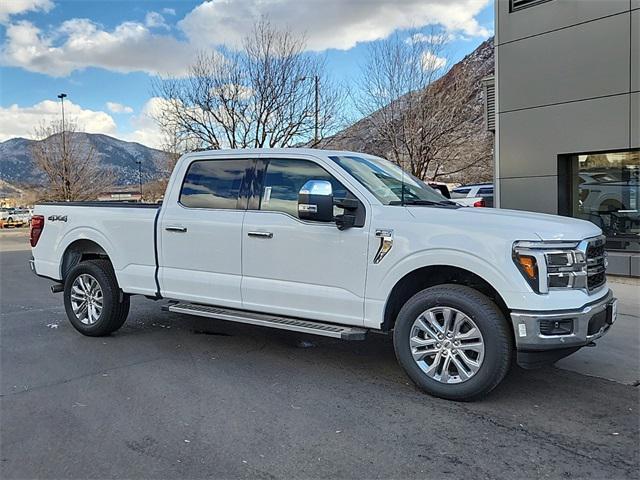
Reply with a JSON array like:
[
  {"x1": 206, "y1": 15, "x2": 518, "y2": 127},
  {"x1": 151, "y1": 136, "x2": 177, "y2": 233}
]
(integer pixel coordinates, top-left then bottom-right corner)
[{"x1": 30, "y1": 149, "x2": 616, "y2": 400}]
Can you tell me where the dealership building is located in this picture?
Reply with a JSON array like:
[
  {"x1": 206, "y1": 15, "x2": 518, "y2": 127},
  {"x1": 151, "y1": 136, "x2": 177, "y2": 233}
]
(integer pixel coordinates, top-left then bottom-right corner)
[{"x1": 493, "y1": 0, "x2": 639, "y2": 276}]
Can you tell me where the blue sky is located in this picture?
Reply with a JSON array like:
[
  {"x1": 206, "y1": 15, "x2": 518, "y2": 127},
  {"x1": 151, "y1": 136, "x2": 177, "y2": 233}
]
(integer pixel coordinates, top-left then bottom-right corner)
[{"x1": 0, "y1": 0, "x2": 494, "y2": 146}]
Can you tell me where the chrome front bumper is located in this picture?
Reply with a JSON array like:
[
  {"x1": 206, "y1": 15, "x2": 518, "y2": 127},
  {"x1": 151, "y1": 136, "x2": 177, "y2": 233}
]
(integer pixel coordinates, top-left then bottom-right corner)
[{"x1": 510, "y1": 289, "x2": 616, "y2": 351}]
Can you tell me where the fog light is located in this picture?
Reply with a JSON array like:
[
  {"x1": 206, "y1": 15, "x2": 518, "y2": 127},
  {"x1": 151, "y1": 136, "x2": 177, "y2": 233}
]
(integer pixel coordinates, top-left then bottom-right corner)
[{"x1": 540, "y1": 319, "x2": 573, "y2": 336}]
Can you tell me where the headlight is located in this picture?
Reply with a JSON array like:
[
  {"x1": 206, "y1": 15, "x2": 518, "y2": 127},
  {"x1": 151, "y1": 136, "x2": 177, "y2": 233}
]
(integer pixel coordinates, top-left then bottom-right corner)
[{"x1": 513, "y1": 241, "x2": 589, "y2": 293}]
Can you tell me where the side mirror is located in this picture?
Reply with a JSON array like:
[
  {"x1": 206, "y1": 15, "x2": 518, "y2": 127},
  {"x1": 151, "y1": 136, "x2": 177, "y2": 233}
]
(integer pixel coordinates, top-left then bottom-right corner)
[{"x1": 298, "y1": 180, "x2": 334, "y2": 222}]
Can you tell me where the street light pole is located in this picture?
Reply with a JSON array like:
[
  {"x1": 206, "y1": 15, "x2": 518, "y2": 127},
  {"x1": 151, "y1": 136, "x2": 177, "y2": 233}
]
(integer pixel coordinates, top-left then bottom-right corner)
[
  {"x1": 313, "y1": 75, "x2": 319, "y2": 145},
  {"x1": 136, "y1": 160, "x2": 143, "y2": 201},
  {"x1": 57, "y1": 93, "x2": 69, "y2": 200}
]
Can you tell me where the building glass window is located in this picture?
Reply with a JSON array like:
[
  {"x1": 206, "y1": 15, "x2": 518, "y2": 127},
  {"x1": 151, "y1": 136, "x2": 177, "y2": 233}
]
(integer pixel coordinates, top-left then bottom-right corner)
[{"x1": 560, "y1": 150, "x2": 639, "y2": 253}]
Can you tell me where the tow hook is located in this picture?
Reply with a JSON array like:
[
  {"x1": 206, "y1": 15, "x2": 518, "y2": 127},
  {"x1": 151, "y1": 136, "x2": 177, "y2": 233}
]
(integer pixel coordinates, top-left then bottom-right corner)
[
  {"x1": 585, "y1": 341, "x2": 597, "y2": 347},
  {"x1": 50, "y1": 284, "x2": 64, "y2": 294}
]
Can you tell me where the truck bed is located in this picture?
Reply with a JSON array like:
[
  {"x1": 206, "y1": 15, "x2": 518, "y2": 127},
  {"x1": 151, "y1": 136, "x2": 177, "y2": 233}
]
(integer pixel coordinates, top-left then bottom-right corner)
[{"x1": 32, "y1": 202, "x2": 160, "y2": 297}]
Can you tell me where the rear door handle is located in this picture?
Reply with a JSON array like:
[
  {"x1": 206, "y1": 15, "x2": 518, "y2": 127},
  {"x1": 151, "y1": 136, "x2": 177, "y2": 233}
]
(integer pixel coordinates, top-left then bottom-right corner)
[
  {"x1": 165, "y1": 226, "x2": 187, "y2": 233},
  {"x1": 247, "y1": 231, "x2": 273, "y2": 239}
]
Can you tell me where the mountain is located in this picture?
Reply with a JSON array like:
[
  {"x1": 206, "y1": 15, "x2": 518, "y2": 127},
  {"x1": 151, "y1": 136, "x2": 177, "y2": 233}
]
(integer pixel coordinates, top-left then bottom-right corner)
[
  {"x1": 0, "y1": 133, "x2": 169, "y2": 186},
  {"x1": 323, "y1": 38, "x2": 495, "y2": 183},
  {"x1": 0, "y1": 178, "x2": 24, "y2": 198}
]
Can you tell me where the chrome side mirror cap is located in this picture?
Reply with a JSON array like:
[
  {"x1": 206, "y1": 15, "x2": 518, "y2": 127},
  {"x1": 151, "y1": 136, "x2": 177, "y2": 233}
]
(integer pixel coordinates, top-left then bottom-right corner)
[{"x1": 298, "y1": 180, "x2": 334, "y2": 222}]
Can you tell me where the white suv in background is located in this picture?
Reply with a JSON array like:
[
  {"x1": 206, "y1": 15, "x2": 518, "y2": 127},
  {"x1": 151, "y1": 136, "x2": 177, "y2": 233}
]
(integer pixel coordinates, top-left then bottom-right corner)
[{"x1": 451, "y1": 183, "x2": 494, "y2": 207}]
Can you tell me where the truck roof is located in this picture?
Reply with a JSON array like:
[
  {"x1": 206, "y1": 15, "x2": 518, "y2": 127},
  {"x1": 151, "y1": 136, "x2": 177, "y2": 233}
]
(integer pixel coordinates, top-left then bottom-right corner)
[{"x1": 182, "y1": 148, "x2": 376, "y2": 159}]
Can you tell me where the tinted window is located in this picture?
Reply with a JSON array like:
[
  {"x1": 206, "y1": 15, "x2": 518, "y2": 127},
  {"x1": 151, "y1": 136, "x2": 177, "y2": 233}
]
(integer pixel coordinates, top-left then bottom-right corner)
[
  {"x1": 180, "y1": 159, "x2": 251, "y2": 209},
  {"x1": 260, "y1": 159, "x2": 348, "y2": 219},
  {"x1": 452, "y1": 188, "x2": 471, "y2": 195},
  {"x1": 478, "y1": 187, "x2": 494, "y2": 195}
]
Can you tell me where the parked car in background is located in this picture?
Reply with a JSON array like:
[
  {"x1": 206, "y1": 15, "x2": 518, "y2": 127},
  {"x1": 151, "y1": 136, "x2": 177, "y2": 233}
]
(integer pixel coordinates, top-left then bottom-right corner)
[
  {"x1": 427, "y1": 181, "x2": 452, "y2": 199},
  {"x1": 0, "y1": 208, "x2": 31, "y2": 224},
  {"x1": 10, "y1": 209, "x2": 32, "y2": 223},
  {"x1": 451, "y1": 183, "x2": 494, "y2": 207}
]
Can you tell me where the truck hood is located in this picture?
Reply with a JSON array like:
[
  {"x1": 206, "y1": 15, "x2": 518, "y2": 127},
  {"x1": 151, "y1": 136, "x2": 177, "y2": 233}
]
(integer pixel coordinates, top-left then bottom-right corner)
[{"x1": 406, "y1": 206, "x2": 602, "y2": 242}]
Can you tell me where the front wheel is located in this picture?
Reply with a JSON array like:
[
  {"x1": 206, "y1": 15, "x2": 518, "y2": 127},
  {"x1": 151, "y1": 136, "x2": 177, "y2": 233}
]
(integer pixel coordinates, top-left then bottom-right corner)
[
  {"x1": 393, "y1": 284, "x2": 512, "y2": 401},
  {"x1": 63, "y1": 259, "x2": 130, "y2": 336}
]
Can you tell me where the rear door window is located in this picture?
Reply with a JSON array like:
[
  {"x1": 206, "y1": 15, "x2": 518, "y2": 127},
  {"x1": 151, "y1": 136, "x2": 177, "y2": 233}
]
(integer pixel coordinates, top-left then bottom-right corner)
[{"x1": 180, "y1": 159, "x2": 252, "y2": 209}]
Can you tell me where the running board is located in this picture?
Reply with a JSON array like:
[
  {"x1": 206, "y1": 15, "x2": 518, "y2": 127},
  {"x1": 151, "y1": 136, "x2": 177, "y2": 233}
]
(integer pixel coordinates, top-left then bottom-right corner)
[{"x1": 162, "y1": 302, "x2": 367, "y2": 340}]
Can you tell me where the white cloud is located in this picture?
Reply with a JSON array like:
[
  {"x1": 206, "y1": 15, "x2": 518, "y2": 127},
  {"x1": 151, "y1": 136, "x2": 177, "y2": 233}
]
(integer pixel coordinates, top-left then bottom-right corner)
[
  {"x1": 422, "y1": 51, "x2": 447, "y2": 71},
  {"x1": 0, "y1": 0, "x2": 52, "y2": 23},
  {"x1": 0, "y1": 100, "x2": 117, "y2": 141},
  {"x1": 145, "y1": 11, "x2": 168, "y2": 29},
  {"x1": 1, "y1": 19, "x2": 198, "y2": 77},
  {"x1": 179, "y1": 0, "x2": 492, "y2": 51},
  {"x1": 106, "y1": 102, "x2": 134, "y2": 114},
  {"x1": 124, "y1": 97, "x2": 168, "y2": 148},
  {"x1": 1, "y1": 0, "x2": 490, "y2": 78},
  {"x1": 407, "y1": 32, "x2": 456, "y2": 45}
]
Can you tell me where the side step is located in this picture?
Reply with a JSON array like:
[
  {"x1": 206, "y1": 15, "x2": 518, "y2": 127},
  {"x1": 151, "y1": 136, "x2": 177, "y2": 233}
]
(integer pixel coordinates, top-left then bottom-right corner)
[{"x1": 163, "y1": 302, "x2": 368, "y2": 340}]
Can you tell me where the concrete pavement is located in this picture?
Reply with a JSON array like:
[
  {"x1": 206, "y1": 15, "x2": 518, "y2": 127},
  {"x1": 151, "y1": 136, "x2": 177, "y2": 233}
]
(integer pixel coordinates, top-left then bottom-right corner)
[
  {"x1": 556, "y1": 276, "x2": 640, "y2": 385},
  {"x1": 1, "y1": 231, "x2": 638, "y2": 479}
]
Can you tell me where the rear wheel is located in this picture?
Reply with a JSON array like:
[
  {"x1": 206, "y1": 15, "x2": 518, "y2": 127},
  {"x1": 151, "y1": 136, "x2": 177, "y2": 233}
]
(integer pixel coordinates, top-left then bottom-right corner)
[
  {"x1": 63, "y1": 259, "x2": 129, "y2": 336},
  {"x1": 393, "y1": 284, "x2": 512, "y2": 401}
]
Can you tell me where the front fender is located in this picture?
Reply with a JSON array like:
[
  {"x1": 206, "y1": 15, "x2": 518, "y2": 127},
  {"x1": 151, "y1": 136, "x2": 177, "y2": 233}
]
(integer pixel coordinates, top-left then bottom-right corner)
[
  {"x1": 379, "y1": 248, "x2": 522, "y2": 299},
  {"x1": 362, "y1": 248, "x2": 532, "y2": 329}
]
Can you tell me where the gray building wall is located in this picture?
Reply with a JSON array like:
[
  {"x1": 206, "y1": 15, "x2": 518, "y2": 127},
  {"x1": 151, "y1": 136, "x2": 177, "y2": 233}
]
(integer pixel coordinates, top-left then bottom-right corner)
[{"x1": 495, "y1": 0, "x2": 640, "y2": 276}]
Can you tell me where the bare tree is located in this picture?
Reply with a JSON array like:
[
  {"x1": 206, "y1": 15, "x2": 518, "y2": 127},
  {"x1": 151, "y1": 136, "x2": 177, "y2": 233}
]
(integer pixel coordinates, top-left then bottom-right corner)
[
  {"x1": 153, "y1": 18, "x2": 343, "y2": 149},
  {"x1": 356, "y1": 30, "x2": 491, "y2": 181},
  {"x1": 31, "y1": 120, "x2": 114, "y2": 201},
  {"x1": 150, "y1": 123, "x2": 200, "y2": 195}
]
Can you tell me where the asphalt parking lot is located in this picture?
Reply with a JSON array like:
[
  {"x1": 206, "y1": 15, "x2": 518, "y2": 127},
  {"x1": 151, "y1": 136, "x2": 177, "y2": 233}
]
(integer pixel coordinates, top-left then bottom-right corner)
[{"x1": 1, "y1": 230, "x2": 638, "y2": 479}]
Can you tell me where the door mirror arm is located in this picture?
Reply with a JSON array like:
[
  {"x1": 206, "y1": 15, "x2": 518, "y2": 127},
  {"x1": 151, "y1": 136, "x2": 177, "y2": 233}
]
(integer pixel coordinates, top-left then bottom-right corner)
[
  {"x1": 334, "y1": 198, "x2": 359, "y2": 211},
  {"x1": 334, "y1": 214, "x2": 356, "y2": 230}
]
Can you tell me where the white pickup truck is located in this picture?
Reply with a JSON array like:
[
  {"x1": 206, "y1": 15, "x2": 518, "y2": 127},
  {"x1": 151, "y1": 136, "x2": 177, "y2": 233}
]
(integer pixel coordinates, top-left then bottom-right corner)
[{"x1": 30, "y1": 149, "x2": 616, "y2": 400}]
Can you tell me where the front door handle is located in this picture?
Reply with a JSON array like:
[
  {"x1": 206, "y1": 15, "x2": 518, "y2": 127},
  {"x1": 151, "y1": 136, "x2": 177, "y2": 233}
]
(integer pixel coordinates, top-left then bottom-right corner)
[
  {"x1": 165, "y1": 225, "x2": 187, "y2": 233},
  {"x1": 247, "y1": 231, "x2": 273, "y2": 239}
]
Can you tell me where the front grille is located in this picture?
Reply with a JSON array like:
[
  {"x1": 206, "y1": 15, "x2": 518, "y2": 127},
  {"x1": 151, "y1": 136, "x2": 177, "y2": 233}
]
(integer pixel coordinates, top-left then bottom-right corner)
[{"x1": 585, "y1": 237, "x2": 606, "y2": 291}]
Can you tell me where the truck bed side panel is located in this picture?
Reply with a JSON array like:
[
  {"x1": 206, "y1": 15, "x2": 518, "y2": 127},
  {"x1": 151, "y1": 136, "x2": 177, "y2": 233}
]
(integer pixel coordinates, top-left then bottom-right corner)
[{"x1": 32, "y1": 204, "x2": 158, "y2": 296}]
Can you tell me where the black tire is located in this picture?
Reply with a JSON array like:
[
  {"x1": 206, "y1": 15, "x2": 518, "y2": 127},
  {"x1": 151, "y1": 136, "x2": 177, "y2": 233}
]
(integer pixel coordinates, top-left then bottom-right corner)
[
  {"x1": 393, "y1": 284, "x2": 512, "y2": 401},
  {"x1": 63, "y1": 259, "x2": 130, "y2": 336}
]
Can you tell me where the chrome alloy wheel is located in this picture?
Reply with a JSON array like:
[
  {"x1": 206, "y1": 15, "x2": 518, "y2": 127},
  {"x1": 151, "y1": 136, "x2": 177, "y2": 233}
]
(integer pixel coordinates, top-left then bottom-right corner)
[
  {"x1": 70, "y1": 274, "x2": 103, "y2": 325},
  {"x1": 409, "y1": 307, "x2": 485, "y2": 384}
]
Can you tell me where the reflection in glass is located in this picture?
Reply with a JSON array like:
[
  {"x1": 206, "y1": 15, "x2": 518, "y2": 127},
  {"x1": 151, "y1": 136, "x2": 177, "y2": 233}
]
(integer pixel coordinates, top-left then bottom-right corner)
[
  {"x1": 572, "y1": 150, "x2": 639, "y2": 252},
  {"x1": 180, "y1": 160, "x2": 252, "y2": 209}
]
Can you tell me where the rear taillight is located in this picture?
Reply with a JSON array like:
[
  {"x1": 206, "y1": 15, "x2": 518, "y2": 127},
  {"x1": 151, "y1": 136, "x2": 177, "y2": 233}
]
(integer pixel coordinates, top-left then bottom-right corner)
[
  {"x1": 30, "y1": 215, "x2": 45, "y2": 247},
  {"x1": 473, "y1": 199, "x2": 486, "y2": 208}
]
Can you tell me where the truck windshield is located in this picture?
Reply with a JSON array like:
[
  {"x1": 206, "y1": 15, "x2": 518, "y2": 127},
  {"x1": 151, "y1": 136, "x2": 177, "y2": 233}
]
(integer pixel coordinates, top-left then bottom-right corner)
[{"x1": 330, "y1": 155, "x2": 456, "y2": 206}]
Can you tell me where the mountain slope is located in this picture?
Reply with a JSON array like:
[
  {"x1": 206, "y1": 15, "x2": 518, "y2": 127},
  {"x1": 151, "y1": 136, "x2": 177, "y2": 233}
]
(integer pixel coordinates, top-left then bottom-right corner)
[
  {"x1": 324, "y1": 38, "x2": 495, "y2": 183},
  {"x1": 0, "y1": 133, "x2": 168, "y2": 186}
]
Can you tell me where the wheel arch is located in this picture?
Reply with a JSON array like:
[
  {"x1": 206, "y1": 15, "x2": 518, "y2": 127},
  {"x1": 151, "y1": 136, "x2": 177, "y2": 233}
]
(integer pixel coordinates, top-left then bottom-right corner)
[
  {"x1": 381, "y1": 265, "x2": 511, "y2": 333},
  {"x1": 61, "y1": 239, "x2": 112, "y2": 281}
]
